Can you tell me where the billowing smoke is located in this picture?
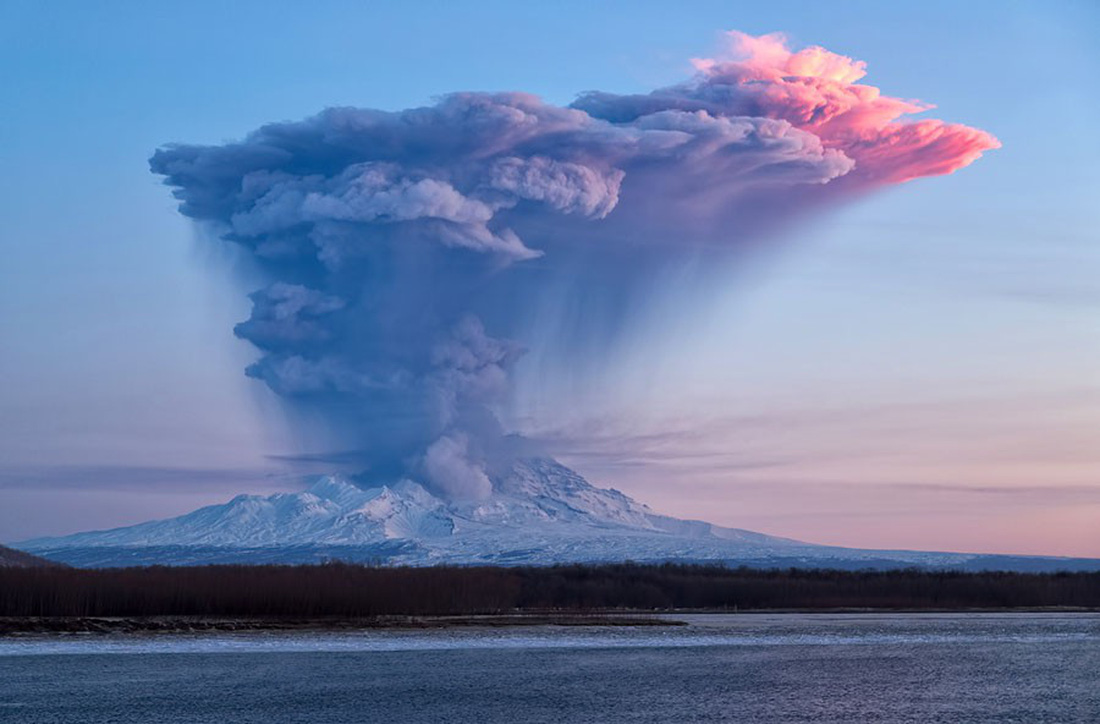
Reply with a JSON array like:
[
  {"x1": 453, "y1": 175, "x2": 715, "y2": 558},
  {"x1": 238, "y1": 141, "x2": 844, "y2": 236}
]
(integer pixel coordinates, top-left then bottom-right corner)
[{"x1": 151, "y1": 32, "x2": 998, "y2": 499}]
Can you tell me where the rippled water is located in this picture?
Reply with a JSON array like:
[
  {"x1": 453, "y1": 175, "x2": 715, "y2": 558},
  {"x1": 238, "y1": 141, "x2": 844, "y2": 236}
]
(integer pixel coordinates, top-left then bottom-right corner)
[{"x1": 2, "y1": 614, "x2": 1097, "y2": 722}]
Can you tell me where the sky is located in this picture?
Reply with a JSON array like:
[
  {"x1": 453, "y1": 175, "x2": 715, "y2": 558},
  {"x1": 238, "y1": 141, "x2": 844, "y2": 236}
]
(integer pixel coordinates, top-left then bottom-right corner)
[{"x1": 1, "y1": 0, "x2": 1097, "y2": 556}]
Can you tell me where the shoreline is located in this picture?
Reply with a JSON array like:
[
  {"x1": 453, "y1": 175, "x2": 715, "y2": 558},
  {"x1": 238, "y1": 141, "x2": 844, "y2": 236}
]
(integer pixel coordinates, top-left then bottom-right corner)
[
  {"x1": 0, "y1": 614, "x2": 679, "y2": 635},
  {"x1": 3, "y1": 607, "x2": 1098, "y2": 636}
]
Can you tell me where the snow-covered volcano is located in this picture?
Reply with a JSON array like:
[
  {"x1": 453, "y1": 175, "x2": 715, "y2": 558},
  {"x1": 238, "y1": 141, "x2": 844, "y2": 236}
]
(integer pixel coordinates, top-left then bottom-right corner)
[{"x1": 18, "y1": 458, "x2": 1100, "y2": 571}]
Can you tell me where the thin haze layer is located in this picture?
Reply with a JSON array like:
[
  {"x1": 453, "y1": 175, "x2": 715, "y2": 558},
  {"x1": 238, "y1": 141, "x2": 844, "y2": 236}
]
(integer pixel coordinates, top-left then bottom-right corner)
[{"x1": 150, "y1": 32, "x2": 998, "y2": 499}]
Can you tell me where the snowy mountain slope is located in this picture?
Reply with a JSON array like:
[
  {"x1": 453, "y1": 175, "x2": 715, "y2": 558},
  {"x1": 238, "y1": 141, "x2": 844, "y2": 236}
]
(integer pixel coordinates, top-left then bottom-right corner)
[{"x1": 18, "y1": 458, "x2": 1100, "y2": 571}]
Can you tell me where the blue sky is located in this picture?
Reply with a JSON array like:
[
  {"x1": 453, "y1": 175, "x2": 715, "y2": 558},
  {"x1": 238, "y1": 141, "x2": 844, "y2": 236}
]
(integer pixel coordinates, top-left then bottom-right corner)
[{"x1": 1, "y1": 1, "x2": 1097, "y2": 554}]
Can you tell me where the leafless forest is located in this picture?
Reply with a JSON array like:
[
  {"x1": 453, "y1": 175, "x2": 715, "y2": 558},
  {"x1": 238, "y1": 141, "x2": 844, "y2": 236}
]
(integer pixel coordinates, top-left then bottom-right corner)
[{"x1": 2, "y1": 563, "x2": 1098, "y2": 617}]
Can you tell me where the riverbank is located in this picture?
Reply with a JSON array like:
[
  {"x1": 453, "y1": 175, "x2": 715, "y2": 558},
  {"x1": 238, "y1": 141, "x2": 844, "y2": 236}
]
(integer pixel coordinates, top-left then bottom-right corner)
[
  {"x1": 6, "y1": 607, "x2": 1099, "y2": 636},
  {"x1": 0, "y1": 613, "x2": 679, "y2": 635}
]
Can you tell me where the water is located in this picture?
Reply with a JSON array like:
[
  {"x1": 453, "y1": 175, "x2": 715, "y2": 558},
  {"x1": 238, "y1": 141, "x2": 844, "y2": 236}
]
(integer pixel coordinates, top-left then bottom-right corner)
[{"x1": 1, "y1": 614, "x2": 1097, "y2": 723}]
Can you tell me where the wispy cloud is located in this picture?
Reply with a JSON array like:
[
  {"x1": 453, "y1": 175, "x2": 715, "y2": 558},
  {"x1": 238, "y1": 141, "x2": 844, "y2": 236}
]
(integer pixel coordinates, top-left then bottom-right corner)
[{"x1": 0, "y1": 465, "x2": 304, "y2": 493}]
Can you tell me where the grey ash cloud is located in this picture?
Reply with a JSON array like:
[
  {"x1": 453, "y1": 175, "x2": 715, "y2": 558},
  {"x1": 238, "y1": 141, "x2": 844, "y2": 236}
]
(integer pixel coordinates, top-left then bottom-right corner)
[{"x1": 150, "y1": 38, "x2": 995, "y2": 499}]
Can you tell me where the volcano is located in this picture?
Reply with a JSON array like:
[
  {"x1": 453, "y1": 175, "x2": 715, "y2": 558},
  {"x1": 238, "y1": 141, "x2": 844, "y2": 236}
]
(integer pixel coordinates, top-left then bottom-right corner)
[{"x1": 18, "y1": 458, "x2": 1100, "y2": 572}]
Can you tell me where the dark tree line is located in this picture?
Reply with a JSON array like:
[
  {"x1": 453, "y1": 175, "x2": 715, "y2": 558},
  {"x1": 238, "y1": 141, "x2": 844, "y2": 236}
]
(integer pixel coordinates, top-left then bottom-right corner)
[{"x1": 1, "y1": 563, "x2": 1098, "y2": 618}]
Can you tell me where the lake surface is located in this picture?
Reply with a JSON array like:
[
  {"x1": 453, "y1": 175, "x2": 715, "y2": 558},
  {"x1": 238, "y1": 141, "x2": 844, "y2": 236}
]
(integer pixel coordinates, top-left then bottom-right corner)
[{"x1": 1, "y1": 613, "x2": 1097, "y2": 723}]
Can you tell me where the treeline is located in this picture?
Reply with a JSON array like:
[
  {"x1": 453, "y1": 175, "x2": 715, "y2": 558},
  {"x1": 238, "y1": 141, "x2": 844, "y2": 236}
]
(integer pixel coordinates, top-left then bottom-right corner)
[{"x1": 2, "y1": 563, "x2": 1099, "y2": 618}]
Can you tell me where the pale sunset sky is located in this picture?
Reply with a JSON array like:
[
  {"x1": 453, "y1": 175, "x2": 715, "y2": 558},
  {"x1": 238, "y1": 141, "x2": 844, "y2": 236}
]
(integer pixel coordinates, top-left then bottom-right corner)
[{"x1": 1, "y1": 0, "x2": 1097, "y2": 556}]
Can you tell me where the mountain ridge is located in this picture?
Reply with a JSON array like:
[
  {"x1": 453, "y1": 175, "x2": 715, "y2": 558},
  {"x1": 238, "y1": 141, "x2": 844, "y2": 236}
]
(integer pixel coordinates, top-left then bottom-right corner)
[{"x1": 0, "y1": 544, "x2": 64, "y2": 568}]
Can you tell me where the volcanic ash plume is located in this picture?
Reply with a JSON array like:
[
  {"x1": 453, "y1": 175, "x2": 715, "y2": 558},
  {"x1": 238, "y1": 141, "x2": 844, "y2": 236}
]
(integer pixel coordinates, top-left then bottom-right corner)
[{"x1": 150, "y1": 31, "x2": 998, "y2": 499}]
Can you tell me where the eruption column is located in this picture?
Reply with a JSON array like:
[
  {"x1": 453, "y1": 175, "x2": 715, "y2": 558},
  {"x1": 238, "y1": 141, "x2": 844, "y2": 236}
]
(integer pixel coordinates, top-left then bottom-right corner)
[{"x1": 151, "y1": 32, "x2": 998, "y2": 498}]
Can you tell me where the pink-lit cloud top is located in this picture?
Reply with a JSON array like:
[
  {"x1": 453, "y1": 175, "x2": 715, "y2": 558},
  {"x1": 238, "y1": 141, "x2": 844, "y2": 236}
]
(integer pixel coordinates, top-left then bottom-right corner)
[{"x1": 580, "y1": 31, "x2": 1001, "y2": 187}]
